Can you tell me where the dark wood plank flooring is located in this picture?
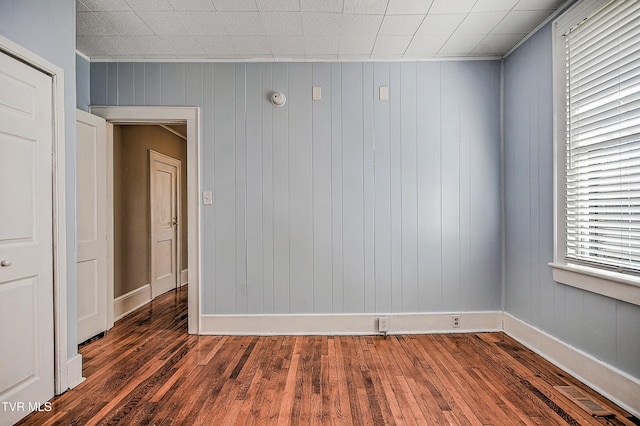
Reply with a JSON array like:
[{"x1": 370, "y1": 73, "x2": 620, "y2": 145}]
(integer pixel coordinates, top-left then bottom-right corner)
[{"x1": 18, "y1": 286, "x2": 637, "y2": 425}]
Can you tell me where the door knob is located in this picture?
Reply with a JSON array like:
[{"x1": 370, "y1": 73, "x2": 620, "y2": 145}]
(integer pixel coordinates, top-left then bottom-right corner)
[
  {"x1": 1, "y1": 259, "x2": 11, "y2": 267},
  {"x1": 172, "y1": 217, "x2": 178, "y2": 226}
]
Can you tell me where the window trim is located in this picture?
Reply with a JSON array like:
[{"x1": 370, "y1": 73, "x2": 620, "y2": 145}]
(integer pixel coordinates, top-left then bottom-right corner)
[{"x1": 551, "y1": 0, "x2": 640, "y2": 306}]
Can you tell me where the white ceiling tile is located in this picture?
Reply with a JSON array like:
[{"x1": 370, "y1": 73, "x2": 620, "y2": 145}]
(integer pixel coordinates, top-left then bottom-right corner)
[
  {"x1": 492, "y1": 9, "x2": 549, "y2": 34},
  {"x1": 300, "y1": 0, "x2": 343, "y2": 12},
  {"x1": 261, "y1": 12, "x2": 303, "y2": 35},
  {"x1": 81, "y1": 0, "x2": 131, "y2": 11},
  {"x1": 77, "y1": 12, "x2": 116, "y2": 35},
  {"x1": 77, "y1": 35, "x2": 139, "y2": 55},
  {"x1": 212, "y1": 0, "x2": 258, "y2": 11},
  {"x1": 257, "y1": 0, "x2": 300, "y2": 11},
  {"x1": 109, "y1": 54, "x2": 146, "y2": 59},
  {"x1": 415, "y1": 13, "x2": 465, "y2": 36},
  {"x1": 378, "y1": 14, "x2": 424, "y2": 36},
  {"x1": 471, "y1": 33, "x2": 523, "y2": 54},
  {"x1": 143, "y1": 53, "x2": 178, "y2": 58},
  {"x1": 124, "y1": 0, "x2": 173, "y2": 10},
  {"x1": 229, "y1": 36, "x2": 271, "y2": 54},
  {"x1": 372, "y1": 35, "x2": 411, "y2": 54},
  {"x1": 196, "y1": 36, "x2": 238, "y2": 53},
  {"x1": 167, "y1": 0, "x2": 215, "y2": 10},
  {"x1": 404, "y1": 34, "x2": 447, "y2": 55},
  {"x1": 126, "y1": 35, "x2": 170, "y2": 53},
  {"x1": 373, "y1": 53, "x2": 404, "y2": 59},
  {"x1": 339, "y1": 36, "x2": 375, "y2": 54},
  {"x1": 77, "y1": 1, "x2": 90, "y2": 12},
  {"x1": 514, "y1": 0, "x2": 563, "y2": 11},
  {"x1": 178, "y1": 11, "x2": 229, "y2": 34},
  {"x1": 343, "y1": 0, "x2": 388, "y2": 14},
  {"x1": 76, "y1": 0, "x2": 559, "y2": 60},
  {"x1": 386, "y1": 0, "x2": 431, "y2": 14},
  {"x1": 472, "y1": 0, "x2": 519, "y2": 12},
  {"x1": 138, "y1": 11, "x2": 191, "y2": 35},
  {"x1": 161, "y1": 36, "x2": 208, "y2": 54},
  {"x1": 308, "y1": 54, "x2": 339, "y2": 59},
  {"x1": 338, "y1": 54, "x2": 371, "y2": 59},
  {"x1": 305, "y1": 36, "x2": 340, "y2": 54},
  {"x1": 302, "y1": 12, "x2": 343, "y2": 35},
  {"x1": 130, "y1": 35, "x2": 206, "y2": 54},
  {"x1": 219, "y1": 12, "x2": 266, "y2": 35},
  {"x1": 455, "y1": 11, "x2": 508, "y2": 35},
  {"x1": 437, "y1": 33, "x2": 481, "y2": 55},
  {"x1": 269, "y1": 36, "x2": 305, "y2": 54},
  {"x1": 342, "y1": 14, "x2": 383, "y2": 36},
  {"x1": 429, "y1": 0, "x2": 476, "y2": 14},
  {"x1": 94, "y1": 11, "x2": 154, "y2": 35}
]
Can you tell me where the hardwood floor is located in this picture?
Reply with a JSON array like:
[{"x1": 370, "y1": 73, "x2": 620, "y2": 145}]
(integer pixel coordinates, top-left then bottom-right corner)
[{"x1": 19, "y1": 286, "x2": 637, "y2": 425}]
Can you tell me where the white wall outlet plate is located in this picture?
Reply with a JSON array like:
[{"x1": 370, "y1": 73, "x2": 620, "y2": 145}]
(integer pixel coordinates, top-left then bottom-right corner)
[
  {"x1": 378, "y1": 316, "x2": 389, "y2": 332},
  {"x1": 312, "y1": 86, "x2": 322, "y2": 100}
]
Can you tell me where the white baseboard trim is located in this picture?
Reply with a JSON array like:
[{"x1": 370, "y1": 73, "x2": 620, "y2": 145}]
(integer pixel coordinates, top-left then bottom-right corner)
[
  {"x1": 200, "y1": 311, "x2": 503, "y2": 336},
  {"x1": 180, "y1": 269, "x2": 188, "y2": 287},
  {"x1": 503, "y1": 313, "x2": 640, "y2": 418},
  {"x1": 114, "y1": 284, "x2": 151, "y2": 321},
  {"x1": 66, "y1": 354, "x2": 85, "y2": 390}
]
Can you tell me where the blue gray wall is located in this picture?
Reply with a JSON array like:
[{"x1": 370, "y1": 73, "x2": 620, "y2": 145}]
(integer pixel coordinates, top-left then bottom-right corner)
[
  {"x1": 504, "y1": 24, "x2": 640, "y2": 379},
  {"x1": 0, "y1": 0, "x2": 78, "y2": 358},
  {"x1": 91, "y1": 61, "x2": 502, "y2": 315},
  {"x1": 76, "y1": 54, "x2": 90, "y2": 111}
]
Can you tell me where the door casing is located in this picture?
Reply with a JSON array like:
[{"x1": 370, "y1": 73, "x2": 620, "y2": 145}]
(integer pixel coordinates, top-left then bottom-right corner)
[{"x1": 90, "y1": 106, "x2": 200, "y2": 334}]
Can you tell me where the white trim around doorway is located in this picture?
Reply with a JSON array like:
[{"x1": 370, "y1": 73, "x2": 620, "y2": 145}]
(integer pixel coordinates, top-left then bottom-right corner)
[{"x1": 89, "y1": 106, "x2": 201, "y2": 334}]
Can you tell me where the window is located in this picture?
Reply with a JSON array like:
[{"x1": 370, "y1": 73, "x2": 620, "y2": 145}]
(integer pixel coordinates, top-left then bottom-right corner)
[{"x1": 552, "y1": 0, "x2": 640, "y2": 306}]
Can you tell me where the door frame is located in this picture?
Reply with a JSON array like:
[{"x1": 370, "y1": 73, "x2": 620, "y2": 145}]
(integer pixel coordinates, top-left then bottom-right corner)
[
  {"x1": 149, "y1": 149, "x2": 182, "y2": 299},
  {"x1": 90, "y1": 106, "x2": 201, "y2": 334},
  {"x1": 0, "y1": 36, "x2": 70, "y2": 394}
]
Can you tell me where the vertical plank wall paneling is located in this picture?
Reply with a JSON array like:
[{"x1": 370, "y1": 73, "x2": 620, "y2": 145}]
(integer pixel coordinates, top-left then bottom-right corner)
[
  {"x1": 91, "y1": 61, "x2": 502, "y2": 315},
  {"x1": 312, "y1": 63, "x2": 333, "y2": 313},
  {"x1": 373, "y1": 62, "x2": 392, "y2": 313},
  {"x1": 504, "y1": 24, "x2": 640, "y2": 378}
]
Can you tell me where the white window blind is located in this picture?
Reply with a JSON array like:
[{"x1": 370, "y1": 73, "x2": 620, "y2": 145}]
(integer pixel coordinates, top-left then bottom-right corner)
[{"x1": 564, "y1": 0, "x2": 640, "y2": 273}]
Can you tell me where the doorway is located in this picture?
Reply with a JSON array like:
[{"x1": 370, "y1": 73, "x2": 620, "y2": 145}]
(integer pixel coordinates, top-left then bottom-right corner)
[
  {"x1": 91, "y1": 106, "x2": 200, "y2": 334},
  {"x1": 113, "y1": 125, "x2": 187, "y2": 311}
]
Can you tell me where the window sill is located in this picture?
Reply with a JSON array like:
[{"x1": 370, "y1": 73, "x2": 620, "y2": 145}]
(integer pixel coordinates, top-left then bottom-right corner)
[{"x1": 549, "y1": 262, "x2": 640, "y2": 306}]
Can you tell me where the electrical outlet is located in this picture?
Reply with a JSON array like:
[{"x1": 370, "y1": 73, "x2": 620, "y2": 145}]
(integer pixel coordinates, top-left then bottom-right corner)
[
  {"x1": 452, "y1": 315, "x2": 460, "y2": 328},
  {"x1": 378, "y1": 317, "x2": 389, "y2": 332}
]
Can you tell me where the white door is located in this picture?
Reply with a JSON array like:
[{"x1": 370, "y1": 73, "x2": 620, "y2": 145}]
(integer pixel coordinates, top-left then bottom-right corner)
[
  {"x1": 0, "y1": 51, "x2": 54, "y2": 425},
  {"x1": 76, "y1": 109, "x2": 107, "y2": 344},
  {"x1": 149, "y1": 150, "x2": 181, "y2": 299}
]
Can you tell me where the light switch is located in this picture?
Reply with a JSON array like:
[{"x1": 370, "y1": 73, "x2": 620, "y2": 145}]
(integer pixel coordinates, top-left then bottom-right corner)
[
  {"x1": 379, "y1": 86, "x2": 389, "y2": 101},
  {"x1": 312, "y1": 86, "x2": 322, "y2": 100},
  {"x1": 202, "y1": 191, "x2": 213, "y2": 205}
]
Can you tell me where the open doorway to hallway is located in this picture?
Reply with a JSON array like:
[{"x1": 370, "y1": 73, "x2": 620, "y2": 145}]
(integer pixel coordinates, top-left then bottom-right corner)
[
  {"x1": 112, "y1": 124, "x2": 188, "y2": 321},
  {"x1": 90, "y1": 105, "x2": 201, "y2": 335}
]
